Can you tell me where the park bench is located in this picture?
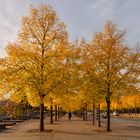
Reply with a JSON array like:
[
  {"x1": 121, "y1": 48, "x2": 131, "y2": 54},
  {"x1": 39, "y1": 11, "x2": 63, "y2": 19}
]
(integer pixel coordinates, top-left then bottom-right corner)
[
  {"x1": 0, "y1": 122, "x2": 16, "y2": 126},
  {"x1": 2, "y1": 120, "x2": 23, "y2": 123}
]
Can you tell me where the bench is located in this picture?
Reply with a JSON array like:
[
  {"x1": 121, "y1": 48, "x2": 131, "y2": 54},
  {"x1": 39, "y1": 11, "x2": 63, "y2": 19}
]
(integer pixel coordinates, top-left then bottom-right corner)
[
  {"x1": 0, "y1": 122, "x2": 16, "y2": 126},
  {"x1": 2, "y1": 120, "x2": 23, "y2": 123}
]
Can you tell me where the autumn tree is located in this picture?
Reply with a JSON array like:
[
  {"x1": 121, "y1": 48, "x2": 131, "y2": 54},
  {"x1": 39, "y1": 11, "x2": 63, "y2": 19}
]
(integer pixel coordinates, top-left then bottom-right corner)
[
  {"x1": 77, "y1": 39, "x2": 104, "y2": 124},
  {"x1": 91, "y1": 21, "x2": 139, "y2": 131},
  {"x1": 0, "y1": 5, "x2": 68, "y2": 131}
]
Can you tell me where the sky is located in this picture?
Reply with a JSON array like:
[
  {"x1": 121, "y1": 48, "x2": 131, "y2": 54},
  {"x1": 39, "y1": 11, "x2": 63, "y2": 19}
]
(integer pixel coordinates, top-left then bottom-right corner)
[{"x1": 0, "y1": 0, "x2": 140, "y2": 57}]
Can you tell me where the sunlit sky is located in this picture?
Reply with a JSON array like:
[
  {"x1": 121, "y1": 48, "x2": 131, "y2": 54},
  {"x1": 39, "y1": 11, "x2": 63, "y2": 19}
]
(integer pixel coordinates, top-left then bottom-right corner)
[{"x1": 0, "y1": 0, "x2": 140, "y2": 57}]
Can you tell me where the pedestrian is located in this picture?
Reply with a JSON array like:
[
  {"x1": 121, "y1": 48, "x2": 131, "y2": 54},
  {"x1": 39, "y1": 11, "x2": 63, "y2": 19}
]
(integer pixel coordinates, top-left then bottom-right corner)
[{"x1": 68, "y1": 112, "x2": 72, "y2": 120}]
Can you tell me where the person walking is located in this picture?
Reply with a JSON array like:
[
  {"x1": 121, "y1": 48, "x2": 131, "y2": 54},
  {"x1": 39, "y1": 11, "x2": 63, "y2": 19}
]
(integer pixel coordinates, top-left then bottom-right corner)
[{"x1": 68, "y1": 112, "x2": 72, "y2": 120}]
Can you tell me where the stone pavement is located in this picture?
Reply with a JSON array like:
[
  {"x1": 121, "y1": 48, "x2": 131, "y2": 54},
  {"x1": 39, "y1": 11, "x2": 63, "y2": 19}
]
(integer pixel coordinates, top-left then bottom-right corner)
[{"x1": 0, "y1": 114, "x2": 140, "y2": 140}]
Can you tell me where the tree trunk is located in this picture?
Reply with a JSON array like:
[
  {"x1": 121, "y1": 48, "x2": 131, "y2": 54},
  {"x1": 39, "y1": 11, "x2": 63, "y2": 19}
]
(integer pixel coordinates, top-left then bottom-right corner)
[
  {"x1": 50, "y1": 104, "x2": 53, "y2": 124},
  {"x1": 98, "y1": 103, "x2": 101, "y2": 127},
  {"x1": 92, "y1": 103, "x2": 95, "y2": 125},
  {"x1": 135, "y1": 108, "x2": 136, "y2": 116},
  {"x1": 83, "y1": 108, "x2": 85, "y2": 120},
  {"x1": 40, "y1": 103, "x2": 44, "y2": 131},
  {"x1": 106, "y1": 96, "x2": 111, "y2": 131},
  {"x1": 58, "y1": 107, "x2": 60, "y2": 119},
  {"x1": 85, "y1": 104, "x2": 88, "y2": 121},
  {"x1": 55, "y1": 105, "x2": 57, "y2": 121},
  {"x1": 60, "y1": 107, "x2": 62, "y2": 118}
]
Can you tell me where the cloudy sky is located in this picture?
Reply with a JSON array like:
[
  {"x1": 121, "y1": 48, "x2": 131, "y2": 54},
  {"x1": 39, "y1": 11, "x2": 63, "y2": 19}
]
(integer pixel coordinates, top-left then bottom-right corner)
[{"x1": 0, "y1": 0, "x2": 140, "y2": 57}]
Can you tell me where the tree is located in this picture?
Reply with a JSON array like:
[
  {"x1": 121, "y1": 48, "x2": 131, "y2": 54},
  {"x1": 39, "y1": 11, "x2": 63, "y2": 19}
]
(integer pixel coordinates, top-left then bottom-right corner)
[
  {"x1": 91, "y1": 21, "x2": 139, "y2": 131},
  {"x1": 0, "y1": 5, "x2": 68, "y2": 131},
  {"x1": 78, "y1": 39, "x2": 105, "y2": 124}
]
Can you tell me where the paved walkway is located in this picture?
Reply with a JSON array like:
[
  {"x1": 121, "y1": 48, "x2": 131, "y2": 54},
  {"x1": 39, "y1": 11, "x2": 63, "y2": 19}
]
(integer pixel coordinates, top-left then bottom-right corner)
[{"x1": 0, "y1": 114, "x2": 140, "y2": 140}]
